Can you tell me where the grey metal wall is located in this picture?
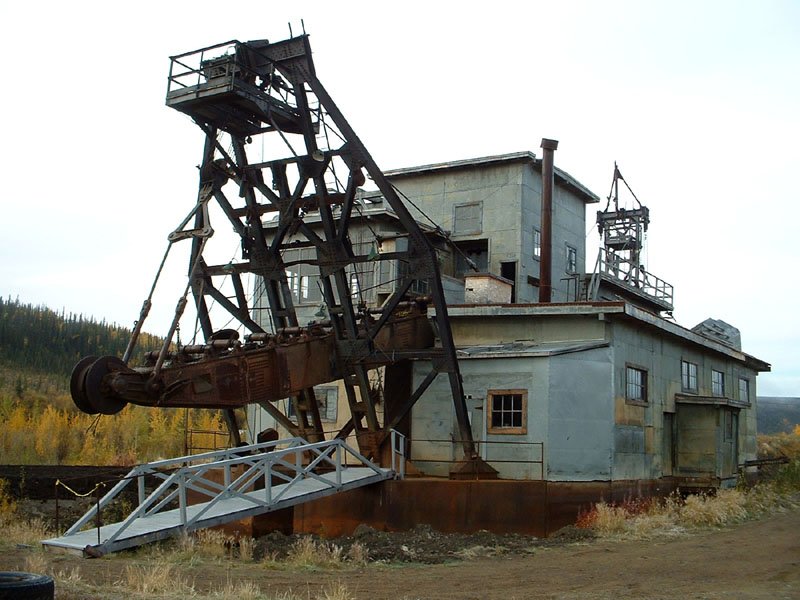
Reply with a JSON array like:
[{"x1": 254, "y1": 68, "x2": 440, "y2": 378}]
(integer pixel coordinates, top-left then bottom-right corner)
[
  {"x1": 547, "y1": 347, "x2": 614, "y2": 480},
  {"x1": 409, "y1": 357, "x2": 542, "y2": 479},
  {"x1": 608, "y1": 320, "x2": 759, "y2": 480},
  {"x1": 390, "y1": 161, "x2": 589, "y2": 303},
  {"x1": 519, "y1": 165, "x2": 588, "y2": 303},
  {"x1": 410, "y1": 346, "x2": 614, "y2": 481}
]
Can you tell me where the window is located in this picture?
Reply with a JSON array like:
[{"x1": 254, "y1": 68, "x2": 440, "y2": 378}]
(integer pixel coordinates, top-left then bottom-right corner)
[
  {"x1": 681, "y1": 360, "x2": 698, "y2": 392},
  {"x1": 288, "y1": 386, "x2": 338, "y2": 422},
  {"x1": 738, "y1": 377, "x2": 750, "y2": 403},
  {"x1": 453, "y1": 202, "x2": 482, "y2": 235},
  {"x1": 454, "y1": 239, "x2": 489, "y2": 278},
  {"x1": 626, "y1": 366, "x2": 648, "y2": 403},
  {"x1": 488, "y1": 389, "x2": 527, "y2": 434},
  {"x1": 565, "y1": 244, "x2": 577, "y2": 273},
  {"x1": 533, "y1": 228, "x2": 541, "y2": 261},
  {"x1": 282, "y1": 248, "x2": 321, "y2": 305},
  {"x1": 712, "y1": 369, "x2": 725, "y2": 396}
]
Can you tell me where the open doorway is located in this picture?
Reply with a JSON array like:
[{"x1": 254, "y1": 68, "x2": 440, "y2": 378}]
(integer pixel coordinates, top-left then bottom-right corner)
[{"x1": 500, "y1": 261, "x2": 517, "y2": 303}]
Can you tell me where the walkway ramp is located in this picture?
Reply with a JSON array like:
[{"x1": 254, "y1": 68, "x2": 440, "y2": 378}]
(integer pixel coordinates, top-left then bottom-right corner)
[{"x1": 42, "y1": 433, "x2": 405, "y2": 557}]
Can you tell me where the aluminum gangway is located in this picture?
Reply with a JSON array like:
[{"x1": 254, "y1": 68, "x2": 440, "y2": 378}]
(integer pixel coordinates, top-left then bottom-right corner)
[{"x1": 42, "y1": 432, "x2": 406, "y2": 556}]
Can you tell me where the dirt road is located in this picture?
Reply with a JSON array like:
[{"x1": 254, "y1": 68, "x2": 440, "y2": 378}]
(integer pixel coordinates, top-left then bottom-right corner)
[
  {"x1": 3, "y1": 507, "x2": 798, "y2": 599},
  {"x1": 331, "y1": 508, "x2": 800, "y2": 600}
]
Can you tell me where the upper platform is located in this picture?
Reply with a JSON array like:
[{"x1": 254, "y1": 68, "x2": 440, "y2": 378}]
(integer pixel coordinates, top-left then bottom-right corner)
[{"x1": 166, "y1": 39, "x2": 310, "y2": 137}]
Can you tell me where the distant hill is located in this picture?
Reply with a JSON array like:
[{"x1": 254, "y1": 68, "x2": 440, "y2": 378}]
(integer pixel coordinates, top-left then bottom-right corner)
[
  {"x1": 0, "y1": 296, "x2": 161, "y2": 395},
  {"x1": 757, "y1": 396, "x2": 800, "y2": 434}
]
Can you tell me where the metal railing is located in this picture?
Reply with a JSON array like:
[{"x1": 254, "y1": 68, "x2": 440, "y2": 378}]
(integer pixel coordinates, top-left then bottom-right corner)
[
  {"x1": 63, "y1": 435, "x2": 402, "y2": 549},
  {"x1": 185, "y1": 428, "x2": 230, "y2": 454},
  {"x1": 588, "y1": 248, "x2": 673, "y2": 307},
  {"x1": 408, "y1": 438, "x2": 544, "y2": 479},
  {"x1": 166, "y1": 40, "x2": 242, "y2": 96}
]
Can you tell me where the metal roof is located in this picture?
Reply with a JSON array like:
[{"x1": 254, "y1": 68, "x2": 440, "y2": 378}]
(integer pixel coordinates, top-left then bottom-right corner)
[
  {"x1": 440, "y1": 302, "x2": 770, "y2": 372},
  {"x1": 383, "y1": 151, "x2": 600, "y2": 204}
]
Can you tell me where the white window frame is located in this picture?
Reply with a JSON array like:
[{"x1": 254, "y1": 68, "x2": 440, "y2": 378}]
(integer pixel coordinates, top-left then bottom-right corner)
[
  {"x1": 738, "y1": 377, "x2": 750, "y2": 403},
  {"x1": 681, "y1": 360, "x2": 698, "y2": 393},
  {"x1": 712, "y1": 369, "x2": 725, "y2": 397},
  {"x1": 626, "y1": 365, "x2": 648, "y2": 404}
]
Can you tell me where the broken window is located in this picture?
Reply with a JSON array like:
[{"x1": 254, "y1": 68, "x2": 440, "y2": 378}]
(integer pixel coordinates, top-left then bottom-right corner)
[
  {"x1": 626, "y1": 366, "x2": 647, "y2": 403},
  {"x1": 681, "y1": 360, "x2": 698, "y2": 393},
  {"x1": 454, "y1": 239, "x2": 489, "y2": 278},
  {"x1": 454, "y1": 202, "x2": 483, "y2": 235},
  {"x1": 565, "y1": 244, "x2": 578, "y2": 273},
  {"x1": 533, "y1": 228, "x2": 541, "y2": 261},
  {"x1": 712, "y1": 369, "x2": 725, "y2": 397},
  {"x1": 488, "y1": 389, "x2": 527, "y2": 434},
  {"x1": 738, "y1": 377, "x2": 750, "y2": 403}
]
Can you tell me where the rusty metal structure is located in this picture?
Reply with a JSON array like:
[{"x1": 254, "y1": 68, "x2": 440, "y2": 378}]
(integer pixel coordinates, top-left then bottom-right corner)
[
  {"x1": 70, "y1": 33, "x2": 486, "y2": 468},
  {"x1": 596, "y1": 163, "x2": 650, "y2": 282},
  {"x1": 584, "y1": 164, "x2": 674, "y2": 312}
]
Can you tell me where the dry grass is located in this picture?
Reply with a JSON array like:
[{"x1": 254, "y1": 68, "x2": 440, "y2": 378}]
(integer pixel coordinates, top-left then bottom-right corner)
[
  {"x1": 117, "y1": 563, "x2": 196, "y2": 596},
  {"x1": 0, "y1": 478, "x2": 52, "y2": 548},
  {"x1": 284, "y1": 536, "x2": 345, "y2": 569},
  {"x1": 454, "y1": 544, "x2": 509, "y2": 559},
  {"x1": 237, "y1": 534, "x2": 256, "y2": 561},
  {"x1": 346, "y1": 541, "x2": 369, "y2": 565},
  {"x1": 194, "y1": 528, "x2": 232, "y2": 559},
  {"x1": 579, "y1": 482, "x2": 795, "y2": 539},
  {"x1": 261, "y1": 536, "x2": 365, "y2": 571},
  {"x1": 211, "y1": 580, "x2": 263, "y2": 599},
  {"x1": 319, "y1": 581, "x2": 356, "y2": 600},
  {"x1": 578, "y1": 440, "x2": 800, "y2": 540},
  {"x1": 758, "y1": 431, "x2": 800, "y2": 460}
]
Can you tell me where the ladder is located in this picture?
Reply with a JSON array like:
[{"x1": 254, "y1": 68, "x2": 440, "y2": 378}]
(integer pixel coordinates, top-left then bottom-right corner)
[{"x1": 42, "y1": 432, "x2": 405, "y2": 557}]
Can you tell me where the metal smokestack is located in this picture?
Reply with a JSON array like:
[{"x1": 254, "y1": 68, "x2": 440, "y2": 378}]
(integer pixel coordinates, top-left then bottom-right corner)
[{"x1": 538, "y1": 138, "x2": 558, "y2": 303}]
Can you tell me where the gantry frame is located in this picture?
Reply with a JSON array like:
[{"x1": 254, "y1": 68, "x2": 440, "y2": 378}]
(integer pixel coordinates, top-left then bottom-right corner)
[{"x1": 160, "y1": 35, "x2": 478, "y2": 463}]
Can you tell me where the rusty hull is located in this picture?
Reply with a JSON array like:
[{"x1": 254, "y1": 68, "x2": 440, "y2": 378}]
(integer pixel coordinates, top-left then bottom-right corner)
[{"x1": 260, "y1": 478, "x2": 679, "y2": 538}]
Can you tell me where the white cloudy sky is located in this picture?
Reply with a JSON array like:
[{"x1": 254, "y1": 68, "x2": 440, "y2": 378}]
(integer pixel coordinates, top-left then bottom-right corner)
[{"x1": 1, "y1": 1, "x2": 797, "y2": 395}]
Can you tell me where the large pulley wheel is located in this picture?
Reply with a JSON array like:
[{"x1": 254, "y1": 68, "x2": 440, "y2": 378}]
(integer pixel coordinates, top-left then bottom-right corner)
[
  {"x1": 83, "y1": 356, "x2": 128, "y2": 415},
  {"x1": 70, "y1": 355, "x2": 99, "y2": 414}
]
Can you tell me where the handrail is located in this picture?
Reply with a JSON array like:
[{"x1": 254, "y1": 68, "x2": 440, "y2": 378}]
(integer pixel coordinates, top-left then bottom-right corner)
[
  {"x1": 406, "y1": 437, "x2": 544, "y2": 479},
  {"x1": 591, "y1": 248, "x2": 673, "y2": 306},
  {"x1": 62, "y1": 434, "x2": 400, "y2": 550}
]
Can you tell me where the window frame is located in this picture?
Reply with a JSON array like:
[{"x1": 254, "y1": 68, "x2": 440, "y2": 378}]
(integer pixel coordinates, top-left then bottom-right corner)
[
  {"x1": 625, "y1": 364, "x2": 648, "y2": 405},
  {"x1": 533, "y1": 227, "x2": 542, "y2": 261},
  {"x1": 738, "y1": 377, "x2": 750, "y2": 404},
  {"x1": 681, "y1": 359, "x2": 698, "y2": 393},
  {"x1": 711, "y1": 369, "x2": 725, "y2": 397},
  {"x1": 565, "y1": 243, "x2": 578, "y2": 274},
  {"x1": 487, "y1": 389, "x2": 528, "y2": 435}
]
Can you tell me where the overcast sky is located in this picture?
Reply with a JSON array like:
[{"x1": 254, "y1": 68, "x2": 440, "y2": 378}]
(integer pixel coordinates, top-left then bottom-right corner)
[{"x1": 1, "y1": 1, "x2": 797, "y2": 395}]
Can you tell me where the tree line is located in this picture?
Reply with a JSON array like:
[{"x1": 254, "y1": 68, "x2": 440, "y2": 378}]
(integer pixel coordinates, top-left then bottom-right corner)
[{"x1": 0, "y1": 296, "x2": 161, "y2": 390}]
